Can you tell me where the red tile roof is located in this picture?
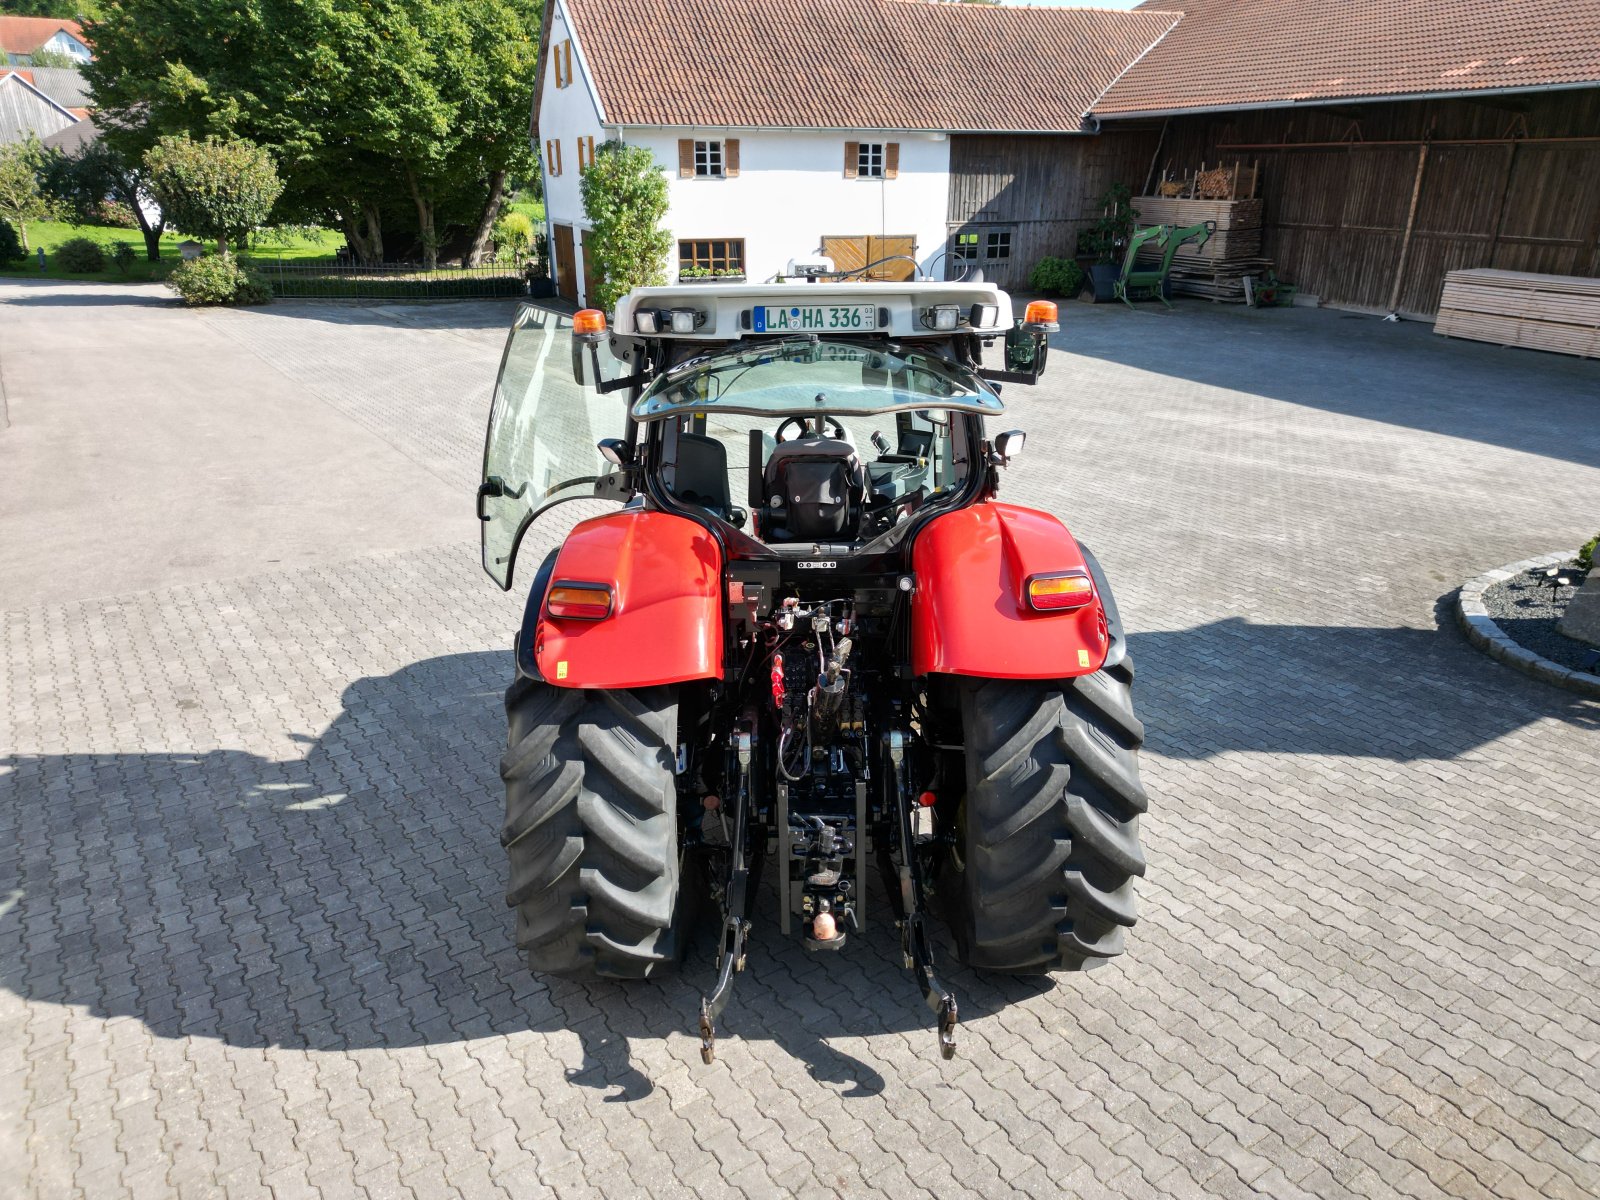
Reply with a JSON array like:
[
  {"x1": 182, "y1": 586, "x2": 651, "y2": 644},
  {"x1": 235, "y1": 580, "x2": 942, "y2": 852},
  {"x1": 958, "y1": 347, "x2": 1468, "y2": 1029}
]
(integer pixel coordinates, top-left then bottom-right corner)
[
  {"x1": 1095, "y1": 0, "x2": 1600, "y2": 116},
  {"x1": 561, "y1": 0, "x2": 1179, "y2": 132},
  {"x1": 0, "y1": 16, "x2": 87, "y2": 57}
]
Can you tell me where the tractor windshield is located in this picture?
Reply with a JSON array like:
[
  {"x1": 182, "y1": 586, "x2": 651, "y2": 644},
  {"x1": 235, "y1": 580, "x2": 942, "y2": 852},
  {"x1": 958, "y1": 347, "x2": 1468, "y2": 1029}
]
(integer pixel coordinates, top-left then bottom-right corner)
[{"x1": 632, "y1": 341, "x2": 1002, "y2": 421}]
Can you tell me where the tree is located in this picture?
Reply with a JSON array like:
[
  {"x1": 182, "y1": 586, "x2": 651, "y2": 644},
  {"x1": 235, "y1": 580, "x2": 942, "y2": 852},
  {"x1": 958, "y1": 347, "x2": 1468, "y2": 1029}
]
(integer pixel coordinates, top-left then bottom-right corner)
[
  {"x1": 0, "y1": 138, "x2": 60, "y2": 252},
  {"x1": 82, "y1": 0, "x2": 539, "y2": 267},
  {"x1": 144, "y1": 134, "x2": 282, "y2": 257},
  {"x1": 580, "y1": 141, "x2": 671, "y2": 312},
  {"x1": 40, "y1": 137, "x2": 167, "y2": 261},
  {"x1": 27, "y1": 47, "x2": 81, "y2": 68}
]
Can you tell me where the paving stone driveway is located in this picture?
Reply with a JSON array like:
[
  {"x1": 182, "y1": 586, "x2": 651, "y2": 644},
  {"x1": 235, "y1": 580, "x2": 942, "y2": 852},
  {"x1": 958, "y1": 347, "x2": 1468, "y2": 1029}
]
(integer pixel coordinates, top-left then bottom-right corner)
[{"x1": 3, "y1": 286, "x2": 1599, "y2": 1199}]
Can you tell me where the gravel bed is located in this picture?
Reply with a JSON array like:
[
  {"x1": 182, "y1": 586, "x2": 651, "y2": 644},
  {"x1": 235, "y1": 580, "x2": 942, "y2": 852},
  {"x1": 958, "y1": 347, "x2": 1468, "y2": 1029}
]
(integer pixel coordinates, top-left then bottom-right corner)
[{"x1": 1481, "y1": 562, "x2": 1599, "y2": 673}]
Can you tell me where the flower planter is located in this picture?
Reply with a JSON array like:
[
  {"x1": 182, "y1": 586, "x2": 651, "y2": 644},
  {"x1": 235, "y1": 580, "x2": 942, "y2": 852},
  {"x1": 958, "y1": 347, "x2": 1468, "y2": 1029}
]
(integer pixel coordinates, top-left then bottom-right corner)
[{"x1": 1088, "y1": 263, "x2": 1121, "y2": 303}]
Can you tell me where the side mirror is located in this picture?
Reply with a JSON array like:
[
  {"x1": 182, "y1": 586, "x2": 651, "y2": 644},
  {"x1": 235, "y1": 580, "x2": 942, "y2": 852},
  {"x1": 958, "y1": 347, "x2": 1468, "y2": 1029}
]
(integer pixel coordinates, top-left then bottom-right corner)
[
  {"x1": 990, "y1": 430, "x2": 1026, "y2": 467},
  {"x1": 598, "y1": 437, "x2": 633, "y2": 466}
]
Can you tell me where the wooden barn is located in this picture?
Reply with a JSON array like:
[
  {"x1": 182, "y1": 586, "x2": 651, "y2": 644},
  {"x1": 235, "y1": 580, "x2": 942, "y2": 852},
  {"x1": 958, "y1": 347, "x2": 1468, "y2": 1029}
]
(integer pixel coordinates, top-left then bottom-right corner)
[{"x1": 1089, "y1": 0, "x2": 1600, "y2": 317}]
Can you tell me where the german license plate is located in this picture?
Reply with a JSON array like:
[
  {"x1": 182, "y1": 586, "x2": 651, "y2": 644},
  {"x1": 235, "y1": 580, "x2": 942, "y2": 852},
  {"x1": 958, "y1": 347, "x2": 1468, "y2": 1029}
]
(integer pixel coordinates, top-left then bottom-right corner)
[{"x1": 754, "y1": 304, "x2": 877, "y2": 333}]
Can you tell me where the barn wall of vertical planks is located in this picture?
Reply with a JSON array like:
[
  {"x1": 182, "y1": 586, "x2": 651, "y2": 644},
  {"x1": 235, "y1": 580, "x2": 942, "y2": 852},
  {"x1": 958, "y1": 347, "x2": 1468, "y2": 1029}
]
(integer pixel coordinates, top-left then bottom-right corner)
[
  {"x1": 1150, "y1": 88, "x2": 1600, "y2": 316},
  {"x1": 946, "y1": 128, "x2": 1162, "y2": 289}
]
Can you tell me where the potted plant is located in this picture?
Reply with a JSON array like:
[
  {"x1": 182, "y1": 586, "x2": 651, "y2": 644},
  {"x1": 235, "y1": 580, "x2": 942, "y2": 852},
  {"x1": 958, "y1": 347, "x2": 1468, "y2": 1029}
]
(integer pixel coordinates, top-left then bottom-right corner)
[{"x1": 1077, "y1": 183, "x2": 1138, "y2": 303}]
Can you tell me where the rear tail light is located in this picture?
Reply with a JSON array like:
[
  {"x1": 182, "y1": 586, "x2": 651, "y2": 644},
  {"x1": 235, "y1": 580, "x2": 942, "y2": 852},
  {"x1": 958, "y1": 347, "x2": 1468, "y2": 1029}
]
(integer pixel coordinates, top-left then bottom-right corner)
[
  {"x1": 546, "y1": 581, "x2": 613, "y2": 620},
  {"x1": 1026, "y1": 571, "x2": 1094, "y2": 612}
]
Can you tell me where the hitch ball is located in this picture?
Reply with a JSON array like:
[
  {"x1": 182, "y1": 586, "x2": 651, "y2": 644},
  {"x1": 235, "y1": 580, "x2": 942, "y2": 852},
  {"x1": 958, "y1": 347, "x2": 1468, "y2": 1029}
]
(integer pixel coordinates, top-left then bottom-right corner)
[{"x1": 811, "y1": 912, "x2": 838, "y2": 941}]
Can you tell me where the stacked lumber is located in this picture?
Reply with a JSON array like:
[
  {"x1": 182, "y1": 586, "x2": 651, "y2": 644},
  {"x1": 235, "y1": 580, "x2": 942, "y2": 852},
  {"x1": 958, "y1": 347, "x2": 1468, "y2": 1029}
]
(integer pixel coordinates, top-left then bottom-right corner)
[
  {"x1": 1165, "y1": 256, "x2": 1276, "y2": 303},
  {"x1": 1133, "y1": 197, "x2": 1263, "y2": 262},
  {"x1": 1131, "y1": 195, "x2": 1271, "y2": 302},
  {"x1": 1435, "y1": 270, "x2": 1600, "y2": 358}
]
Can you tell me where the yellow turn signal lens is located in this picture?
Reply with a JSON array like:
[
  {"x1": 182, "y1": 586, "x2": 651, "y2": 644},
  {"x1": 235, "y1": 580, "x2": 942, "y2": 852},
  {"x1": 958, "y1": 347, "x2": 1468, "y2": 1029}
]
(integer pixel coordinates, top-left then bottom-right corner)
[
  {"x1": 546, "y1": 582, "x2": 613, "y2": 620},
  {"x1": 573, "y1": 308, "x2": 607, "y2": 336},
  {"x1": 1027, "y1": 572, "x2": 1094, "y2": 612}
]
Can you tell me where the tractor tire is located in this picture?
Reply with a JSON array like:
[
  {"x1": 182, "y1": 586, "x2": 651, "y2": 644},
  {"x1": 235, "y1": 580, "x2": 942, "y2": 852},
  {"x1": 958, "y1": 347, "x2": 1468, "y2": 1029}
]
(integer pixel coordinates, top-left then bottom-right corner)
[
  {"x1": 500, "y1": 676, "x2": 684, "y2": 979},
  {"x1": 944, "y1": 658, "x2": 1148, "y2": 974}
]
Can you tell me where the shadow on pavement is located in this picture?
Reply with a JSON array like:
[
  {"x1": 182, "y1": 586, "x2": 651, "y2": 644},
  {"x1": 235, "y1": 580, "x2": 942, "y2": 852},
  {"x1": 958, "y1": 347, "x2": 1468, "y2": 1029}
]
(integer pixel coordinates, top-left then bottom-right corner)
[
  {"x1": 5, "y1": 616, "x2": 1589, "y2": 1090},
  {"x1": 0, "y1": 651, "x2": 1041, "y2": 1094},
  {"x1": 1056, "y1": 302, "x2": 1600, "y2": 469},
  {"x1": 1128, "y1": 604, "x2": 1600, "y2": 761}
]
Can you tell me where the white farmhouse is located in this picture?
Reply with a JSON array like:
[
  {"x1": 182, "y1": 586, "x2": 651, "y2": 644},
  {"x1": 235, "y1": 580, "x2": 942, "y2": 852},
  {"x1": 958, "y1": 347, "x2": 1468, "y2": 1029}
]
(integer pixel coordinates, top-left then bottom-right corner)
[{"x1": 531, "y1": 0, "x2": 1179, "y2": 304}]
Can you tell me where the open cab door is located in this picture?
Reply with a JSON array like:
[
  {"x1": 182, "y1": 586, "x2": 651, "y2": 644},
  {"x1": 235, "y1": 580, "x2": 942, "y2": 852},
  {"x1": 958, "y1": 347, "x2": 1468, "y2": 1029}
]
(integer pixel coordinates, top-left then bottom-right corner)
[{"x1": 478, "y1": 304, "x2": 631, "y2": 589}]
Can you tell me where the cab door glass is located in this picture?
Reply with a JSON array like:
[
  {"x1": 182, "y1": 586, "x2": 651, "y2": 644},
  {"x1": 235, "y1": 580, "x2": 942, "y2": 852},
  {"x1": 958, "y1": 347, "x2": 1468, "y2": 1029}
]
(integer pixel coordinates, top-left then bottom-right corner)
[{"x1": 480, "y1": 305, "x2": 628, "y2": 589}]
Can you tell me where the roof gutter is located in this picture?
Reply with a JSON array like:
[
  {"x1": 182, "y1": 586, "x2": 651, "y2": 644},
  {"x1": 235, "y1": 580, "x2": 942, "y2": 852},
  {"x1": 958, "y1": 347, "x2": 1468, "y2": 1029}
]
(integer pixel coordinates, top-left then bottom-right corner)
[
  {"x1": 1092, "y1": 78, "x2": 1600, "y2": 121},
  {"x1": 606, "y1": 123, "x2": 1101, "y2": 136}
]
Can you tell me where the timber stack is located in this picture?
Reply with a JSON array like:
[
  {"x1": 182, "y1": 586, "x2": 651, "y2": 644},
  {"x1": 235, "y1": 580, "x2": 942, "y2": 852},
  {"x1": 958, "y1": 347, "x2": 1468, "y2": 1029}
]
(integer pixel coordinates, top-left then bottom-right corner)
[
  {"x1": 1135, "y1": 163, "x2": 1271, "y2": 302},
  {"x1": 1434, "y1": 269, "x2": 1600, "y2": 359}
]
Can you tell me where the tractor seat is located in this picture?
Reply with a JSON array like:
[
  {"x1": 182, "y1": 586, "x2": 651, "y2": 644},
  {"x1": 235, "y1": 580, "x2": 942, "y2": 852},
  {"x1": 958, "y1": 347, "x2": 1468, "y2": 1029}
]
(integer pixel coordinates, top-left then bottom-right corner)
[
  {"x1": 674, "y1": 432, "x2": 744, "y2": 525},
  {"x1": 762, "y1": 436, "x2": 866, "y2": 541}
]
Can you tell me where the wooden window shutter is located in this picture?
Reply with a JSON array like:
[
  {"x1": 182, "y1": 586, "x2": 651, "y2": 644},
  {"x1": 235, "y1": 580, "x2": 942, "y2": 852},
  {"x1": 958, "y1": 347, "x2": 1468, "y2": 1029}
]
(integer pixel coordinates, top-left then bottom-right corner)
[
  {"x1": 562, "y1": 42, "x2": 572, "y2": 87},
  {"x1": 554, "y1": 139, "x2": 563, "y2": 176},
  {"x1": 678, "y1": 139, "x2": 694, "y2": 178},
  {"x1": 844, "y1": 141, "x2": 859, "y2": 179},
  {"x1": 884, "y1": 142, "x2": 899, "y2": 180},
  {"x1": 725, "y1": 138, "x2": 739, "y2": 177},
  {"x1": 552, "y1": 44, "x2": 563, "y2": 87}
]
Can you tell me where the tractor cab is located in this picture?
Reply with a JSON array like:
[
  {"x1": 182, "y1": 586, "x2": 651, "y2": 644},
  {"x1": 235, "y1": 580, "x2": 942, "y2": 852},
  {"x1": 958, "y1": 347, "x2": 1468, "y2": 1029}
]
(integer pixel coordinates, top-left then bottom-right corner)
[{"x1": 479, "y1": 281, "x2": 1056, "y2": 588}]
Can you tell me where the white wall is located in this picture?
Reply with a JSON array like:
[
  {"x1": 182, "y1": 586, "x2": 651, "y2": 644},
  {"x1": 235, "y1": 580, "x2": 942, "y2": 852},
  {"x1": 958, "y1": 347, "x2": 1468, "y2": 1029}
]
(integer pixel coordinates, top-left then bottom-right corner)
[
  {"x1": 43, "y1": 32, "x2": 90, "y2": 64},
  {"x1": 627, "y1": 129, "x2": 952, "y2": 284},
  {"x1": 535, "y1": 0, "x2": 607, "y2": 300}
]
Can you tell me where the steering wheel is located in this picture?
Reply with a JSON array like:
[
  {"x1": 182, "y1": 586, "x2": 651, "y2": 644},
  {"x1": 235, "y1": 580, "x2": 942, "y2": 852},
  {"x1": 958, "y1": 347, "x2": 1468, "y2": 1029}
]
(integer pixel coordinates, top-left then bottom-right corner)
[{"x1": 775, "y1": 414, "x2": 851, "y2": 444}]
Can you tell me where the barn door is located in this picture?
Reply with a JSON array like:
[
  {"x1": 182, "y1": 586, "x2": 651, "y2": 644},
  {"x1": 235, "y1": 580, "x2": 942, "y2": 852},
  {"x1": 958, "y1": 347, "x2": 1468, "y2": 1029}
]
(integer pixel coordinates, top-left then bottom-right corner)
[
  {"x1": 552, "y1": 223, "x2": 577, "y2": 302},
  {"x1": 821, "y1": 235, "x2": 917, "y2": 280}
]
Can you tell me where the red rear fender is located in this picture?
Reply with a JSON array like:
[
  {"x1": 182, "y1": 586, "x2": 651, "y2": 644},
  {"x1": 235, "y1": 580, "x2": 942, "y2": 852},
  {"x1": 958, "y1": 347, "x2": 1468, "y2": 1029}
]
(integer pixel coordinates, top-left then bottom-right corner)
[
  {"x1": 535, "y1": 510, "x2": 723, "y2": 688},
  {"x1": 911, "y1": 503, "x2": 1109, "y2": 679}
]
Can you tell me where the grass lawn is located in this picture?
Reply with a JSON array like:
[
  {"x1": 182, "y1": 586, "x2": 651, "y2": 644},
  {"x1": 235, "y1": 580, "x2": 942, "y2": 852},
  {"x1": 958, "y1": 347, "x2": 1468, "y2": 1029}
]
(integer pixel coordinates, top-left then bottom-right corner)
[
  {"x1": 0, "y1": 221, "x2": 344, "y2": 283},
  {"x1": 506, "y1": 196, "x2": 546, "y2": 227}
]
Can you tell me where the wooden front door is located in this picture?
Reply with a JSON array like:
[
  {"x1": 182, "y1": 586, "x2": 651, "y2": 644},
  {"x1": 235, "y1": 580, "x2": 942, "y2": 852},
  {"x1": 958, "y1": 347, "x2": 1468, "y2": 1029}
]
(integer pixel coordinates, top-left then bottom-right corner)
[
  {"x1": 580, "y1": 230, "x2": 602, "y2": 307},
  {"x1": 821, "y1": 235, "x2": 917, "y2": 280},
  {"x1": 552, "y1": 223, "x2": 577, "y2": 302}
]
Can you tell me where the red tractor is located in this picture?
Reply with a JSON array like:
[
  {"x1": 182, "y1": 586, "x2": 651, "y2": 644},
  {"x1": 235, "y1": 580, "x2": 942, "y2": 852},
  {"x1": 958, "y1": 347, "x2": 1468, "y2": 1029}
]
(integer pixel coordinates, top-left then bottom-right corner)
[{"x1": 477, "y1": 280, "x2": 1148, "y2": 1061}]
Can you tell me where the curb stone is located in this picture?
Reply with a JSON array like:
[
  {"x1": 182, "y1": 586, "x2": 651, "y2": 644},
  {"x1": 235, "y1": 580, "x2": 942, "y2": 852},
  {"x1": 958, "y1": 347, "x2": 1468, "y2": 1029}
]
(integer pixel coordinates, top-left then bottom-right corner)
[{"x1": 1456, "y1": 550, "x2": 1600, "y2": 699}]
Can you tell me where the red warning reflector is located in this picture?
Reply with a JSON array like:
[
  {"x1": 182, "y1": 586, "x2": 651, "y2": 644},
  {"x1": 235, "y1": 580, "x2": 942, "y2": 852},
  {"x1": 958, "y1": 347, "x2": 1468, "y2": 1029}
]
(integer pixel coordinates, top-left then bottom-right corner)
[{"x1": 918, "y1": 790, "x2": 937, "y2": 808}]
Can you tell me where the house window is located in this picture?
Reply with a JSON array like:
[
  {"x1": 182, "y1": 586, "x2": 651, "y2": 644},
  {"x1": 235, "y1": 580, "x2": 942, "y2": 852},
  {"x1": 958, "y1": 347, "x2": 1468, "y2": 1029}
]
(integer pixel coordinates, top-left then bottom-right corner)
[
  {"x1": 857, "y1": 142, "x2": 885, "y2": 178},
  {"x1": 544, "y1": 139, "x2": 563, "y2": 177},
  {"x1": 576, "y1": 136, "x2": 596, "y2": 173},
  {"x1": 694, "y1": 140, "x2": 724, "y2": 178},
  {"x1": 985, "y1": 230, "x2": 1012, "y2": 260},
  {"x1": 679, "y1": 239, "x2": 746, "y2": 277},
  {"x1": 552, "y1": 40, "x2": 574, "y2": 87},
  {"x1": 952, "y1": 231, "x2": 979, "y2": 265}
]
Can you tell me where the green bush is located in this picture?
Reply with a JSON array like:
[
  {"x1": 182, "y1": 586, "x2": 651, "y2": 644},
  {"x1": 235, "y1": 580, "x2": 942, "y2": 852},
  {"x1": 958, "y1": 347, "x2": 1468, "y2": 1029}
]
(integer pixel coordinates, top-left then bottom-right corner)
[
  {"x1": 492, "y1": 210, "x2": 535, "y2": 261},
  {"x1": 1029, "y1": 256, "x2": 1085, "y2": 298},
  {"x1": 54, "y1": 236, "x2": 107, "y2": 272},
  {"x1": 0, "y1": 218, "x2": 22, "y2": 263},
  {"x1": 1579, "y1": 532, "x2": 1599, "y2": 570},
  {"x1": 166, "y1": 255, "x2": 273, "y2": 306},
  {"x1": 109, "y1": 243, "x2": 137, "y2": 275}
]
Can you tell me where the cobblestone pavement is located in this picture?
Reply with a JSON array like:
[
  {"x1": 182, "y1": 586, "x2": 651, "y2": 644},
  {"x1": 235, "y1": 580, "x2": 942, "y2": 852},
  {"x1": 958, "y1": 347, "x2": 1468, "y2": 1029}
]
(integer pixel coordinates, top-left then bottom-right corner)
[{"x1": 3, "y1": 289, "x2": 1599, "y2": 1199}]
